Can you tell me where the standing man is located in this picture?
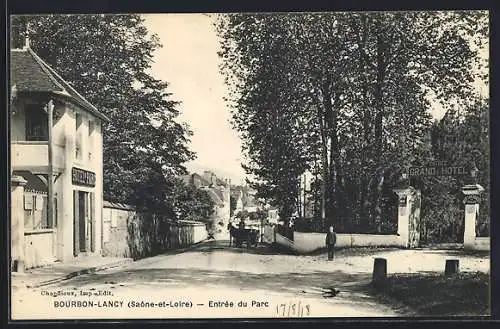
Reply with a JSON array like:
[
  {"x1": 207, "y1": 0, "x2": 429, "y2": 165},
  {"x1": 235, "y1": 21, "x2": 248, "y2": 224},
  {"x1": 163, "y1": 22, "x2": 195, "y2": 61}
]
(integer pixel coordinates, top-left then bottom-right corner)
[
  {"x1": 325, "y1": 225, "x2": 337, "y2": 261},
  {"x1": 288, "y1": 216, "x2": 295, "y2": 240}
]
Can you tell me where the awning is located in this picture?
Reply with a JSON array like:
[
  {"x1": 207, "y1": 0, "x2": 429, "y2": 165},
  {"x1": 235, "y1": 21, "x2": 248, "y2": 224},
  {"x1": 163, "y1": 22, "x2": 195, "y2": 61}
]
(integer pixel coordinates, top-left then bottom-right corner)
[{"x1": 12, "y1": 170, "x2": 47, "y2": 193}]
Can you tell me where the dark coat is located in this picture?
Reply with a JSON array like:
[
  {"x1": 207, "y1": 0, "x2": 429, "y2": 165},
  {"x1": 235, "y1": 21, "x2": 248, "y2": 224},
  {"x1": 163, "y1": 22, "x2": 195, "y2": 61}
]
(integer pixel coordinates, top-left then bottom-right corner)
[{"x1": 326, "y1": 231, "x2": 337, "y2": 246}]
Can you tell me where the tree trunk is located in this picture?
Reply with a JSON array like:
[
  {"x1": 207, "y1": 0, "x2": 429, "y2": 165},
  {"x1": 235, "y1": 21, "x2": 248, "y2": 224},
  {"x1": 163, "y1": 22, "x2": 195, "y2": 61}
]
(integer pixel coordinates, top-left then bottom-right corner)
[
  {"x1": 356, "y1": 16, "x2": 373, "y2": 233},
  {"x1": 320, "y1": 132, "x2": 328, "y2": 222},
  {"x1": 317, "y1": 78, "x2": 331, "y2": 224},
  {"x1": 329, "y1": 119, "x2": 344, "y2": 229},
  {"x1": 374, "y1": 28, "x2": 387, "y2": 164}
]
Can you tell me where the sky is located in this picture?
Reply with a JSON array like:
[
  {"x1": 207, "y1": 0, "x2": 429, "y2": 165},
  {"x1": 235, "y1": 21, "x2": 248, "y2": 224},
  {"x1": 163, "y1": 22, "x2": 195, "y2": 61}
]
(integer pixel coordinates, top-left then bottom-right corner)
[
  {"x1": 141, "y1": 13, "x2": 488, "y2": 184},
  {"x1": 142, "y1": 14, "x2": 246, "y2": 184}
]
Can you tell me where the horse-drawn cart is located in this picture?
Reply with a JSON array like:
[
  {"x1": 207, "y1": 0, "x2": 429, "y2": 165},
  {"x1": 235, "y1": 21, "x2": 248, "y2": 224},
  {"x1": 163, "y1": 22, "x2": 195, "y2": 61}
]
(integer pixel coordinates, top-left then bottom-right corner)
[{"x1": 228, "y1": 223, "x2": 260, "y2": 248}]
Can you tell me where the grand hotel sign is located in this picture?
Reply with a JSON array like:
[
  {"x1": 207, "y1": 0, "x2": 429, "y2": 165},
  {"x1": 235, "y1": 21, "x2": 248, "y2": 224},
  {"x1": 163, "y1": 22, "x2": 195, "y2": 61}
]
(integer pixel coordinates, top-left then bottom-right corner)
[
  {"x1": 72, "y1": 167, "x2": 96, "y2": 187},
  {"x1": 408, "y1": 161, "x2": 468, "y2": 177}
]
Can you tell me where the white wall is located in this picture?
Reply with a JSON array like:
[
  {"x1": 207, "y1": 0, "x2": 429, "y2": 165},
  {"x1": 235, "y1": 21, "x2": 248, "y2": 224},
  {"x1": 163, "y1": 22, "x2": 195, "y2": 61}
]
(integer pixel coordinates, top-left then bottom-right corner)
[
  {"x1": 293, "y1": 232, "x2": 404, "y2": 253},
  {"x1": 263, "y1": 226, "x2": 275, "y2": 244},
  {"x1": 267, "y1": 227, "x2": 406, "y2": 254},
  {"x1": 192, "y1": 224, "x2": 208, "y2": 243},
  {"x1": 24, "y1": 231, "x2": 57, "y2": 268},
  {"x1": 473, "y1": 237, "x2": 490, "y2": 251}
]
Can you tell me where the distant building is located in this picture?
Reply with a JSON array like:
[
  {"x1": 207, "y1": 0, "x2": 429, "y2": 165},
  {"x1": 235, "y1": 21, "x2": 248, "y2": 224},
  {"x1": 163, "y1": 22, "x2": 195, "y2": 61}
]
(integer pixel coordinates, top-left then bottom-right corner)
[
  {"x1": 10, "y1": 42, "x2": 109, "y2": 269},
  {"x1": 181, "y1": 171, "x2": 231, "y2": 233},
  {"x1": 235, "y1": 189, "x2": 244, "y2": 213},
  {"x1": 298, "y1": 171, "x2": 315, "y2": 218},
  {"x1": 231, "y1": 185, "x2": 259, "y2": 215}
]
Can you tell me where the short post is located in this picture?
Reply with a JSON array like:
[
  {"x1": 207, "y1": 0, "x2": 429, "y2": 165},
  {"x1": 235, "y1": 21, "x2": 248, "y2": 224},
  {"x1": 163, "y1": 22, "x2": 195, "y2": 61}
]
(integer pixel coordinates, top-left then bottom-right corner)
[
  {"x1": 445, "y1": 259, "x2": 460, "y2": 276},
  {"x1": 372, "y1": 258, "x2": 387, "y2": 287}
]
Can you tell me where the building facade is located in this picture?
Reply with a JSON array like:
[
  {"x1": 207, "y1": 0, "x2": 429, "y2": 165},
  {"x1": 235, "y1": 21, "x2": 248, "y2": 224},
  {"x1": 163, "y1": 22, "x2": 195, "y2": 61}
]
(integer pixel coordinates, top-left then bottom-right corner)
[
  {"x1": 231, "y1": 185, "x2": 259, "y2": 215},
  {"x1": 181, "y1": 171, "x2": 231, "y2": 234},
  {"x1": 10, "y1": 45, "x2": 109, "y2": 269}
]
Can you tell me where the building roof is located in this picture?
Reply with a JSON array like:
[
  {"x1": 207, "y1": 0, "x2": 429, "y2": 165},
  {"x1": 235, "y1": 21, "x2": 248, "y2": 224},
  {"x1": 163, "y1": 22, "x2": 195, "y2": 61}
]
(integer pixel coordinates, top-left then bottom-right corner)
[
  {"x1": 12, "y1": 170, "x2": 47, "y2": 193},
  {"x1": 181, "y1": 173, "x2": 212, "y2": 187},
  {"x1": 180, "y1": 174, "x2": 192, "y2": 185},
  {"x1": 204, "y1": 188, "x2": 224, "y2": 205},
  {"x1": 103, "y1": 200, "x2": 135, "y2": 210},
  {"x1": 216, "y1": 177, "x2": 228, "y2": 187},
  {"x1": 10, "y1": 48, "x2": 110, "y2": 122}
]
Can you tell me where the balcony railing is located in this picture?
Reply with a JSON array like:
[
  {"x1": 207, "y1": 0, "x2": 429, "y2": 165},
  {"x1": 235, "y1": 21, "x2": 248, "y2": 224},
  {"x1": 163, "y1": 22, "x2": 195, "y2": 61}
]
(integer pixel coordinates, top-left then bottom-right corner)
[{"x1": 11, "y1": 141, "x2": 65, "y2": 172}]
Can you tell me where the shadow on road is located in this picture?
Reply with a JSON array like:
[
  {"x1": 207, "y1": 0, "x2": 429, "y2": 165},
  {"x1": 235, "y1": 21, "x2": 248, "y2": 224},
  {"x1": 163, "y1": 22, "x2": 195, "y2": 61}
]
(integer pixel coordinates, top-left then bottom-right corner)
[
  {"x1": 187, "y1": 239, "x2": 405, "y2": 258},
  {"x1": 188, "y1": 239, "x2": 297, "y2": 255},
  {"x1": 423, "y1": 249, "x2": 490, "y2": 259},
  {"x1": 55, "y1": 265, "x2": 389, "y2": 307}
]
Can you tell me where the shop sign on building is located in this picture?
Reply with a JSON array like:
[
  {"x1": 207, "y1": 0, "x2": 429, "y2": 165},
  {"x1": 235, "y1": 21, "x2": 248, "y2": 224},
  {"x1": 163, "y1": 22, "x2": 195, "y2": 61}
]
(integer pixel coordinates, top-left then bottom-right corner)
[{"x1": 72, "y1": 167, "x2": 96, "y2": 187}]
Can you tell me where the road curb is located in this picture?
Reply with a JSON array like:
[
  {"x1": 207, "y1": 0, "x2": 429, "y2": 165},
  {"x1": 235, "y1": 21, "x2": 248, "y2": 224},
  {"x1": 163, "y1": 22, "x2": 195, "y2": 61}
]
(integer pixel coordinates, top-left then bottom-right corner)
[{"x1": 25, "y1": 258, "x2": 134, "y2": 289}]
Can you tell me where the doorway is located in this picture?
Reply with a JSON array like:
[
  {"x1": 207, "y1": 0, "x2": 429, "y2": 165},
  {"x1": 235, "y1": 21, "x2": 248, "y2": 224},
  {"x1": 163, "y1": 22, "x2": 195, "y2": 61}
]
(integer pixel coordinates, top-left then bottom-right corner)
[{"x1": 73, "y1": 191, "x2": 94, "y2": 256}]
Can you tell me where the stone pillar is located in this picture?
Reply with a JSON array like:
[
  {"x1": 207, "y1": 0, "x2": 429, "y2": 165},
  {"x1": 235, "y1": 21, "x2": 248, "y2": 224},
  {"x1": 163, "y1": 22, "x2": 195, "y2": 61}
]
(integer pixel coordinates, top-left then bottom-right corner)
[
  {"x1": 11, "y1": 175, "x2": 27, "y2": 272},
  {"x1": 394, "y1": 186, "x2": 421, "y2": 248},
  {"x1": 462, "y1": 184, "x2": 484, "y2": 250},
  {"x1": 58, "y1": 110, "x2": 76, "y2": 262},
  {"x1": 92, "y1": 120, "x2": 103, "y2": 255},
  {"x1": 394, "y1": 187, "x2": 412, "y2": 248}
]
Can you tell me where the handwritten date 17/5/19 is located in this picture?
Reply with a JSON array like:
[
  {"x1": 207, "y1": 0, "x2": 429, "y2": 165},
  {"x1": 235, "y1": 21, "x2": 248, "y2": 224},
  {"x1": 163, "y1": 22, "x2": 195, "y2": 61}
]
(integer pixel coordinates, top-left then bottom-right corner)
[{"x1": 276, "y1": 301, "x2": 311, "y2": 317}]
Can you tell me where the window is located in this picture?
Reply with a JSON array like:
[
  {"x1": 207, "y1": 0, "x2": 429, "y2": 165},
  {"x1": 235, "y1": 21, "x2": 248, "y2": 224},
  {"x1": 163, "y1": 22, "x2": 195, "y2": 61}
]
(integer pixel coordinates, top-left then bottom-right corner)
[
  {"x1": 25, "y1": 104, "x2": 48, "y2": 141},
  {"x1": 75, "y1": 113, "x2": 83, "y2": 159},
  {"x1": 88, "y1": 120, "x2": 94, "y2": 160},
  {"x1": 23, "y1": 192, "x2": 56, "y2": 230},
  {"x1": 76, "y1": 113, "x2": 83, "y2": 130},
  {"x1": 76, "y1": 141, "x2": 82, "y2": 159},
  {"x1": 88, "y1": 120, "x2": 94, "y2": 136}
]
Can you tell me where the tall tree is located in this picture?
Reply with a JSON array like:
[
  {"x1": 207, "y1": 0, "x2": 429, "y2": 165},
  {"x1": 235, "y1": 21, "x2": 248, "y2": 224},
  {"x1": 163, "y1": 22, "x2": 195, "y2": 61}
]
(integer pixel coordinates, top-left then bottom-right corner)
[
  {"x1": 217, "y1": 14, "x2": 313, "y2": 218},
  {"x1": 217, "y1": 11, "x2": 488, "y2": 232}
]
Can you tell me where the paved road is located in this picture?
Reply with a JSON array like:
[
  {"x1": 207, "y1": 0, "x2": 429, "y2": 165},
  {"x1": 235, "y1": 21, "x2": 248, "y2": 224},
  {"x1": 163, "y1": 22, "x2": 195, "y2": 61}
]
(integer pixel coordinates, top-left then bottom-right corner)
[{"x1": 11, "y1": 240, "x2": 489, "y2": 319}]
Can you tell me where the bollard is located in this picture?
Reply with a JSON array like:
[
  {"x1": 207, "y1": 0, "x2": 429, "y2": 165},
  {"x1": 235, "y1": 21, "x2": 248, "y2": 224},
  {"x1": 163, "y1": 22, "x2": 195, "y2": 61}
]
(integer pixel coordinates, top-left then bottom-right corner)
[
  {"x1": 445, "y1": 259, "x2": 460, "y2": 276},
  {"x1": 12, "y1": 259, "x2": 24, "y2": 273},
  {"x1": 372, "y1": 258, "x2": 387, "y2": 287}
]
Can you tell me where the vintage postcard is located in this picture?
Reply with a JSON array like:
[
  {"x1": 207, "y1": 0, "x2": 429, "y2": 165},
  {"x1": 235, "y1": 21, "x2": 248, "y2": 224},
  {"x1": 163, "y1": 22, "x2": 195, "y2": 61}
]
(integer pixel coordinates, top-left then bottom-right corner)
[{"x1": 9, "y1": 11, "x2": 490, "y2": 320}]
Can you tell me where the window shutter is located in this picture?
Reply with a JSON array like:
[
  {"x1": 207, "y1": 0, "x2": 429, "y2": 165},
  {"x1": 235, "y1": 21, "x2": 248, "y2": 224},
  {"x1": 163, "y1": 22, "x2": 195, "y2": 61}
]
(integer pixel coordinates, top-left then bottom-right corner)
[{"x1": 24, "y1": 194, "x2": 33, "y2": 210}]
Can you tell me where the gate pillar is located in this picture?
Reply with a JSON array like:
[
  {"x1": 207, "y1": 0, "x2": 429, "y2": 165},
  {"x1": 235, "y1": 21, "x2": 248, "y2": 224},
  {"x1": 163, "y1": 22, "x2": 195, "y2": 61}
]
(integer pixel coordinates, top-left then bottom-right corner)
[
  {"x1": 462, "y1": 184, "x2": 484, "y2": 250},
  {"x1": 394, "y1": 186, "x2": 421, "y2": 248},
  {"x1": 11, "y1": 175, "x2": 27, "y2": 272}
]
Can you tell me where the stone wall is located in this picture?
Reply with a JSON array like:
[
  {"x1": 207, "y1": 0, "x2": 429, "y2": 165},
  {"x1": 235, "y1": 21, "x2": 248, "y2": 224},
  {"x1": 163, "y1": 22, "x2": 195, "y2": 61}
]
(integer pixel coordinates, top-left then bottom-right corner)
[
  {"x1": 266, "y1": 225, "x2": 406, "y2": 254},
  {"x1": 262, "y1": 225, "x2": 276, "y2": 244},
  {"x1": 24, "y1": 230, "x2": 57, "y2": 269},
  {"x1": 473, "y1": 237, "x2": 490, "y2": 251},
  {"x1": 102, "y1": 203, "x2": 133, "y2": 258},
  {"x1": 102, "y1": 201, "x2": 208, "y2": 259}
]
